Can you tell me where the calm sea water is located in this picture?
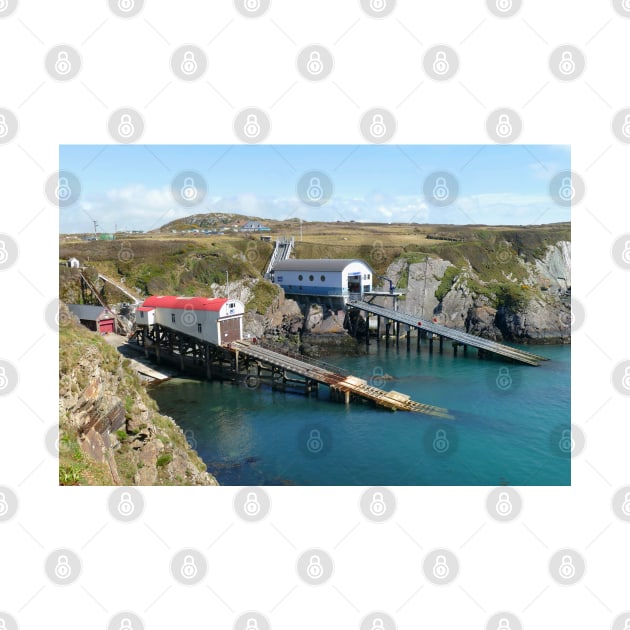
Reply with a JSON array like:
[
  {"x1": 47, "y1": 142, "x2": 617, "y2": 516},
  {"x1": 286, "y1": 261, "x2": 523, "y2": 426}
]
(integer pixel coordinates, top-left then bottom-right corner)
[{"x1": 149, "y1": 342, "x2": 570, "y2": 486}]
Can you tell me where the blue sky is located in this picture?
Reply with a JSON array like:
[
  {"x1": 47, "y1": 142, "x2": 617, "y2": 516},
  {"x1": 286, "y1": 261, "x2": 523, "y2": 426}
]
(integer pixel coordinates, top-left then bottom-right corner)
[{"x1": 59, "y1": 144, "x2": 570, "y2": 233}]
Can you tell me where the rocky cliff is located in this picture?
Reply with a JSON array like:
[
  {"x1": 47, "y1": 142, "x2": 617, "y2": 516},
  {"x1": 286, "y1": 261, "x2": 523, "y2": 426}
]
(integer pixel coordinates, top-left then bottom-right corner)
[
  {"x1": 382, "y1": 240, "x2": 571, "y2": 344},
  {"x1": 59, "y1": 303, "x2": 218, "y2": 486}
]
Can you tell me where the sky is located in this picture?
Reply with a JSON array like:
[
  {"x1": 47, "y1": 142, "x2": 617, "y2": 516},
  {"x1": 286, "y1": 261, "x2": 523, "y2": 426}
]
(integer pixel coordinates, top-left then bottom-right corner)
[{"x1": 59, "y1": 144, "x2": 571, "y2": 233}]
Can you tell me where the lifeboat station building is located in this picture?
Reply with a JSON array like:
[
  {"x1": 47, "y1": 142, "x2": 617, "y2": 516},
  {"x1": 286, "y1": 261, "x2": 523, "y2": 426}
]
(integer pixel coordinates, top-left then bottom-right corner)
[
  {"x1": 271, "y1": 259, "x2": 373, "y2": 300},
  {"x1": 136, "y1": 296, "x2": 244, "y2": 345}
]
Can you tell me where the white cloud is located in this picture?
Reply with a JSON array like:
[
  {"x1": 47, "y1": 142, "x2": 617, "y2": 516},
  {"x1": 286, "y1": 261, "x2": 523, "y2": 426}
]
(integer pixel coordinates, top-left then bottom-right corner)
[{"x1": 60, "y1": 184, "x2": 570, "y2": 233}]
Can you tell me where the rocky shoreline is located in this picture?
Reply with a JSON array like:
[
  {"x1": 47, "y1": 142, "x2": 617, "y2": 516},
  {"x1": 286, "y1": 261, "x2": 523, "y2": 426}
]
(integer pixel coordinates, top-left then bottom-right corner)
[{"x1": 59, "y1": 304, "x2": 218, "y2": 486}]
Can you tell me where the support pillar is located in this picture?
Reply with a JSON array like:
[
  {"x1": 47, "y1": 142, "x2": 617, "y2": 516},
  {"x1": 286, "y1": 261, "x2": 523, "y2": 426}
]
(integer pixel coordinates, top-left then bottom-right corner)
[
  {"x1": 205, "y1": 345, "x2": 212, "y2": 380},
  {"x1": 429, "y1": 336, "x2": 433, "y2": 353},
  {"x1": 439, "y1": 336, "x2": 444, "y2": 353},
  {"x1": 376, "y1": 316, "x2": 381, "y2": 346}
]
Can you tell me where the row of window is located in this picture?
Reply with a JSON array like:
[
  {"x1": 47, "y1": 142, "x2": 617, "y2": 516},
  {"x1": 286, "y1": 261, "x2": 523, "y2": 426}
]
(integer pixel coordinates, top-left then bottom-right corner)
[
  {"x1": 297, "y1": 274, "x2": 327, "y2": 282},
  {"x1": 169, "y1": 312, "x2": 203, "y2": 333}
]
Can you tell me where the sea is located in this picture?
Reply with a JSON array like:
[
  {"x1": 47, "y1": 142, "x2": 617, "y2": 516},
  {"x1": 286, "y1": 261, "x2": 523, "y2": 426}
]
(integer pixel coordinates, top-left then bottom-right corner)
[{"x1": 149, "y1": 342, "x2": 571, "y2": 486}]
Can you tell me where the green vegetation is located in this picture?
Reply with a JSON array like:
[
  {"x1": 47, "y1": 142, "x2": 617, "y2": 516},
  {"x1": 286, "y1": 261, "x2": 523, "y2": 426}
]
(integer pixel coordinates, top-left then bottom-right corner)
[
  {"x1": 156, "y1": 453, "x2": 173, "y2": 467},
  {"x1": 435, "y1": 266, "x2": 460, "y2": 302},
  {"x1": 247, "y1": 279, "x2": 281, "y2": 314},
  {"x1": 59, "y1": 306, "x2": 212, "y2": 486},
  {"x1": 60, "y1": 218, "x2": 568, "y2": 313},
  {"x1": 464, "y1": 278, "x2": 531, "y2": 311},
  {"x1": 58, "y1": 424, "x2": 112, "y2": 486}
]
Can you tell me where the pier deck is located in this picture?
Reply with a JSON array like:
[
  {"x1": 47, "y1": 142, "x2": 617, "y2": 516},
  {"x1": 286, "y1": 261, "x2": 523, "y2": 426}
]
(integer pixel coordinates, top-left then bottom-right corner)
[
  {"x1": 230, "y1": 340, "x2": 452, "y2": 418},
  {"x1": 348, "y1": 300, "x2": 549, "y2": 367}
]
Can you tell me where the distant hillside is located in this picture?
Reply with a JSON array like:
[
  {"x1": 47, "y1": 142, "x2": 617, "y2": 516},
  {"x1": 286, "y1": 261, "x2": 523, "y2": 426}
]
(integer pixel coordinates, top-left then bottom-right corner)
[
  {"x1": 157, "y1": 212, "x2": 274, "y2": 233},
  {"x1": 59, "y1": 221, "x2": 570, "y2": 342}
]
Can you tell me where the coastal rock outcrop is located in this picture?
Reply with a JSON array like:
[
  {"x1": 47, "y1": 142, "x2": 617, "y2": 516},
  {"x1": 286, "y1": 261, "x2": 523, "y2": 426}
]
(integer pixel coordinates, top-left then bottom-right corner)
[
  {"x1": 381, "y1": 241, "x2": 571, "y2": 344},
  {"x1": 59, "y1": 303, "x2": 218, "y2": 486}
]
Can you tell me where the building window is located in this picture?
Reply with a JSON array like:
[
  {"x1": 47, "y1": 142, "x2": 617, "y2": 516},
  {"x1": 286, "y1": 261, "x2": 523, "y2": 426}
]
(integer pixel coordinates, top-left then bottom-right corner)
[
  {"x1": 298, "y1": 274, "x2": 303, "y2": 281},
  {"x1": 140, "y1": 312, "x2": 144, "y2": 318},
  {"x1": 277, "y1": 275, "x2": 283, "y2": 282},
  {"x1": 229, "y1": 302, "x2": 235, "y2": 309},
  {"x1": 321, "y1": 275, "x2": 326, "y2": 282},
  {"x1": 197, "y1": 323, "x2": 202, "y2": 333},
  {"x1": 309, "y1": 275, "x2": 314, "y2": 281},
  {"x1": 171, "y1": 313, "x2": 175, "y2": 323}
]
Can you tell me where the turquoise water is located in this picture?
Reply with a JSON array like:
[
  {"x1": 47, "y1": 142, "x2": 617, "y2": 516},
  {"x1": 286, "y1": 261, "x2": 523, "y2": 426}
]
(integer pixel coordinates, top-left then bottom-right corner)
[{"x1": 150, "y1": 343, "x2": 570, "y2": 486}]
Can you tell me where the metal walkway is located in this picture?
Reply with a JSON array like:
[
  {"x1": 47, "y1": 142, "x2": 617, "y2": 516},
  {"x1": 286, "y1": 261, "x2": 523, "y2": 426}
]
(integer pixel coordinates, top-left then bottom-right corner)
[
  {"x1": 264, "y1": 237, "x2": 294, "y2": 278},
  {"x1": 230, "y1": 341, "x2": 452, "y2": 417},
  {"x1": 98, "y1": 273, "x2": 142, "y2": 304},
  {"x1": 348, "y1": 300, "x2": 549, "y2": 367}
]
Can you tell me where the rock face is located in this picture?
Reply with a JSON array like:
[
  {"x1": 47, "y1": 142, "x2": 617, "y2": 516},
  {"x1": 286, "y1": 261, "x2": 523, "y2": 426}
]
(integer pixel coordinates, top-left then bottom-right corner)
[
  {"x1": 380, "y1": 241, "x2": 571, "y2": 344},
  {"x1": 253, "y1": 286, "x2": 303, "y2": 341},
  {"x1": 59, "y1": 304, "x2": 218, "y2": 486}
]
